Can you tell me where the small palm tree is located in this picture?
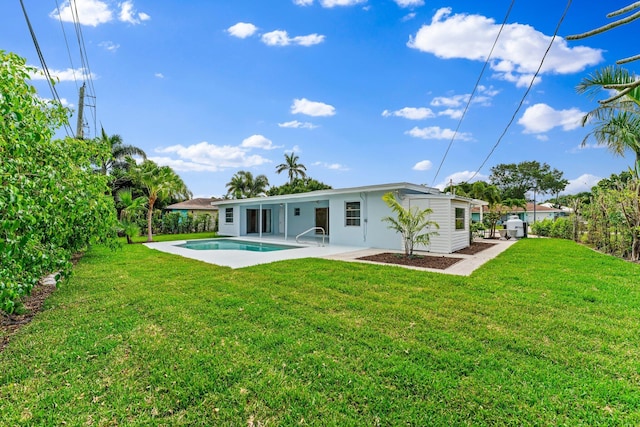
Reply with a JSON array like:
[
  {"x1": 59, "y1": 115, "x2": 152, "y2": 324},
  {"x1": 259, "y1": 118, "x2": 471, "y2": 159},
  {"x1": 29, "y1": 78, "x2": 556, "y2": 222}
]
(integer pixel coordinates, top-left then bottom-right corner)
[
  {"x1": 276, "y1": 153, "x2": 307, "y2": 184},
  {"x1": 116, "y1": 188, "x2": 146, "y2": 244},
  {"x1": 381, "y1": 192, "x2": 439, "y2": 257},
  {"x1": 129, "y1": 160, "x2": 192, "y2": 242}
]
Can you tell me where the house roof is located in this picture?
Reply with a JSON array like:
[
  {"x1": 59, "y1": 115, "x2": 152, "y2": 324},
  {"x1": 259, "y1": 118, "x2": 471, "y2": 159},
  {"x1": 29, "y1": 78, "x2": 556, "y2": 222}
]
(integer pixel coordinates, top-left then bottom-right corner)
[
  {"x1": 471, "y1": 203, "x2": 569, "y2": 214},
  {"x1": 166, "y1": 198, "x2": 220, "y2": 210},
  {"x1": 213, "y1": 182, "x2": 488, "y2": 206}
]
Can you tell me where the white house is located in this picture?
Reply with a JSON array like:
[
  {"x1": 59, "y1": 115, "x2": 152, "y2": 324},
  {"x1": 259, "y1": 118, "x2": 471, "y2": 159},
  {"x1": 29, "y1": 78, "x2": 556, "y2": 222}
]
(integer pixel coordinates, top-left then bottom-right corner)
[{"x1": 213, "y1": 183, "x2": 486, "y2": 254}]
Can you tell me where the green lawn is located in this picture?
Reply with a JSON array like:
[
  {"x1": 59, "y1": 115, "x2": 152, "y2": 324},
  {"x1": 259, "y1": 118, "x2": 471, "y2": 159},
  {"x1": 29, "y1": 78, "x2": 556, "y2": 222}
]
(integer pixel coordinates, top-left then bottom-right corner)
[{"x1": 1, "y1": 238, "x2": 639, "y2": 425}]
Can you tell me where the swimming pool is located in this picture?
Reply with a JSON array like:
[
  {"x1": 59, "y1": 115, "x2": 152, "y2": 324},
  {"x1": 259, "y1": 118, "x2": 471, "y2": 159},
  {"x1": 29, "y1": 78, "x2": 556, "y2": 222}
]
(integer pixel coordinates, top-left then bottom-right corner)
[{"x1": 177, "y1": 238, "x2": 299, "y2": 252}]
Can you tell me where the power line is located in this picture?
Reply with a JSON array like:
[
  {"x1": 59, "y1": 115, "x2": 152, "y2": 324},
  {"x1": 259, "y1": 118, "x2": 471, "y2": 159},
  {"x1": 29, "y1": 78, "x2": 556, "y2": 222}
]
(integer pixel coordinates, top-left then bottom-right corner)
[
  {"x1": 431, "y1": 0, "x2": 516, "y2": 186},
  {"x1": 465, "y1": 0, "x2": 573, "y2": 184},
  {"x1": 19, "y1": 0, "x2": 74, "y2": 137}
]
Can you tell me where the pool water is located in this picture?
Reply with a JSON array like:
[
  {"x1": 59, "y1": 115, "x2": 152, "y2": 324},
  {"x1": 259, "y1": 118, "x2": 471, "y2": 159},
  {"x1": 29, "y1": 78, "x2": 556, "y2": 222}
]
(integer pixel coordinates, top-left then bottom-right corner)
[{"x1": 177, "y1": 238, "x2": 298, "y2": 252}]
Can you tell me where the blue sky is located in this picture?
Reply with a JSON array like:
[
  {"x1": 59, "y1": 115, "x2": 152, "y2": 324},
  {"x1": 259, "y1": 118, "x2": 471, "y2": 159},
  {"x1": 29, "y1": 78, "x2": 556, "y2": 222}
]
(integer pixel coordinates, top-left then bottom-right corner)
[{"x1": 2, "y1": 0, "x2": 638, "y2": 198}]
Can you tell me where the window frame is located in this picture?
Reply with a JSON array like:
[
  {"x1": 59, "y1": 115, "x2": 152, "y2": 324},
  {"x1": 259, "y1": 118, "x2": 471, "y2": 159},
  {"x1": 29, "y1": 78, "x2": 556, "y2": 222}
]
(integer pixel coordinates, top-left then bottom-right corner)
[
  {"x1": 345, "y1": 201, "x2": 361, "y2": 227},
  {"x1": 225, "y1": 207, "x2": 234, "y2": 224},
  {"x1": 294, "y1": 207, "x2": 301, "y2": 216},
  {"x1": 455, "y1": 207, "x2": 466, "y2": 230}
]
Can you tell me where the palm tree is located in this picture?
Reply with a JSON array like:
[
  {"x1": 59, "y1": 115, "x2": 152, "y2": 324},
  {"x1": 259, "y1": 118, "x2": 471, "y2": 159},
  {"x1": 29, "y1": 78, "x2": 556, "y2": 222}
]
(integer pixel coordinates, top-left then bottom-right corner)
[
  {"x1": 129, "y1": 160, "x2": 192, "y2": 242},
  {"x1": 577, "y1": 66, "x2": 640, "y2": 170},
  {"x1": 225, "y1": 171, "x2": 269, "y2": 198},
  {"x1": 95, "y1": 127, "x2": 147, "y2": 175},
  {"x1": 381, "y1": 192, "x2": 439, "y2": 257},
  {"x1": 276, "y1": 153, "x2": 307, "y2": 184},
  {"x1": 116, "y1": 188, "x2": 146, "y2": 244}
]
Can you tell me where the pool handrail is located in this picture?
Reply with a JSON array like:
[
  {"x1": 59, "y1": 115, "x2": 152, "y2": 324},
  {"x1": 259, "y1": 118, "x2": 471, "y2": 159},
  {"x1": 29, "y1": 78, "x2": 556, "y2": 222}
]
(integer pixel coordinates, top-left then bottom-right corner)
[{"x1": 296, "y1": 227, "x2": 326, "y2": 246}]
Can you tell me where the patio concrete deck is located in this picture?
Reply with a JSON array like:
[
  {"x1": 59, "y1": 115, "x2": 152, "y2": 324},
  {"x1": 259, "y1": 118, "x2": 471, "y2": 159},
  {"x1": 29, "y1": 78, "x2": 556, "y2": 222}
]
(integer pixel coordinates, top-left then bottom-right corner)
[{"x1": 144, "y1": 236, "x2": 517, "y2": 275}]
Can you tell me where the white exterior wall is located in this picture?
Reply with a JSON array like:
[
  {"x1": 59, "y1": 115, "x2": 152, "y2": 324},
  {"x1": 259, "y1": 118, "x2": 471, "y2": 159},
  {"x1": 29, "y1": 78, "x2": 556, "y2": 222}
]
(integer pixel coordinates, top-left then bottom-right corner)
[
  {"x1": 450, "y1": 200, "x2": 470, "y2": 252},
  {"x1": 523, "y1": 211, "x2": 556, "y2": 223},
  {"x1": 411, "y1": 198, "x2": 450, "y2": 253},
  {"x1": 327, "y1": 190, "x2": 403, "y2": 250},
  {"x1": 217, "y1": 206, "x2": 240, "y2": 236},
  {"x1": 404, "y1": 197, "x2": 470, "y2": 253},
  {"x1": 284, "y1": 201, "x2": 329, "y2": 237}
]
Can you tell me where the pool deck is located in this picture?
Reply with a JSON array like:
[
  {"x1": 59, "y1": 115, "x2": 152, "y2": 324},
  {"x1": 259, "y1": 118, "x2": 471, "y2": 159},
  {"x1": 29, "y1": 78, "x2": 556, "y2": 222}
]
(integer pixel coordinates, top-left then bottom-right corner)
[
  {"x1": 144, "y1": 236, "x2": 517, "y2": 275},
  {"x1": 144, "y1": 237, "x2": 363, "y2": 269}
]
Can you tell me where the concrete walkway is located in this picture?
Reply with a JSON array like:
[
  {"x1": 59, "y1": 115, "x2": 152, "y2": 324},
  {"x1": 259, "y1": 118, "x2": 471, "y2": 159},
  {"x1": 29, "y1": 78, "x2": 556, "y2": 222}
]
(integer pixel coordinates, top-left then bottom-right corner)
[
  {"x1": 323, "y1": 238, "x2": 517, "y2": 276},
  {"x1": 145, "y1": 237, "x2": 517, "y2": 275}
]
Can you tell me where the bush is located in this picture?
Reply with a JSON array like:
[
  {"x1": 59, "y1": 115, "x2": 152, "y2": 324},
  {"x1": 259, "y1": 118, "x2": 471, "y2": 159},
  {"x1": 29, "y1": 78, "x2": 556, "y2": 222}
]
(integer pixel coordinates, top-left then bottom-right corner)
[
  {"x1": 1, "y1": 51, "x2": 117, "y2": 313},
  {"x1": 550, "y1": 217, "x2": 572, "y2": 239},
  {"x1": 531, "y1": 218, "x2": 553, "y2": 237}
]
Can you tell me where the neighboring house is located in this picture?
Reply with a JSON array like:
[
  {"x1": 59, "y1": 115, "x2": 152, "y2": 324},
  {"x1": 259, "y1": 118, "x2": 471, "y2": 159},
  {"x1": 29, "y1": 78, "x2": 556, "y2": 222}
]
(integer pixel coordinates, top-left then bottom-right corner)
[
  {"x1": 165, "y1": 198, "x2": 219, "y2": 229},
  {"x1": 214, "y1": 182, "x2": 487, "y2": 254},
  {"x1": 472, "y1": 203, "x2": 570, "y2": 224}
]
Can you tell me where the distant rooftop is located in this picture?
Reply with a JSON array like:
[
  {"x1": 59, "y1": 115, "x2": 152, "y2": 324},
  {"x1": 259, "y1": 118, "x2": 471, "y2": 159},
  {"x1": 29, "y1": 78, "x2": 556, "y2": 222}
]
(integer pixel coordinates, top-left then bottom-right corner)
[{"x1": 166, "y1": 198, "x2": 220, "y2": 210}]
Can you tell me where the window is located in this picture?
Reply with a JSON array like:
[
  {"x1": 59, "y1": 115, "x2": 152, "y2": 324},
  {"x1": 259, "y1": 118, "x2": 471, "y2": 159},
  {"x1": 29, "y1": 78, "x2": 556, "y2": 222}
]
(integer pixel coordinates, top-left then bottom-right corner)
[
  {"x1": 294, "y1": 207, "x2": 300, "y2": 216},
  {"x1": 225, "y1": 208, "x2": 233, "y2": 224},
  {"x1": 345, "y1": 201, "x2": 361, "y2": 226},
  {"x1": 455, "y1": 207, "x2": 465, "y2": 230}
]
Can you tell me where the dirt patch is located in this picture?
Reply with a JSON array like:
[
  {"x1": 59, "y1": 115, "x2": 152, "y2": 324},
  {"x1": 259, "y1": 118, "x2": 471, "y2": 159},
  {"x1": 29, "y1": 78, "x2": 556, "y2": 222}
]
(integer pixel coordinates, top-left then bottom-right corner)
[
  {"x1": 356, "y1": 241, "x2": 497, "y2": 270},
  {"x1": 454, "y1": 241, "x2": 497, "y2": 255},
  {"x1": 357, "y1": 252, "x2": 463, "y2": 269},
  {"x1": 0, "y1": 281, "x2": 57, "y2": 352}
]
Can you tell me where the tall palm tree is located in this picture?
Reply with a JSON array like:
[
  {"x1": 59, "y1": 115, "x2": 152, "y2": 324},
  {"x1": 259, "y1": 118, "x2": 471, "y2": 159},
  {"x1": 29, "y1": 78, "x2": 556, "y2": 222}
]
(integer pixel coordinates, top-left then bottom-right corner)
[
  {"x1": 129, "y1": 159, "x2": 192, "y2": 242},
  {"x1": 225, "y1": 173, "x2": 247, "y2": 199},
  {"x1": 96, "y1": 127, "x2": 147, "y2": 175},
  {"x1": 578, "y1": 66, "x2": 640, "y2": 169},
  {"x1": 276, "y1": 153, "x2": 307, "y2": 184},
  {"x1": 225, "y1": 170, "x2": 269, "y2": 198}
]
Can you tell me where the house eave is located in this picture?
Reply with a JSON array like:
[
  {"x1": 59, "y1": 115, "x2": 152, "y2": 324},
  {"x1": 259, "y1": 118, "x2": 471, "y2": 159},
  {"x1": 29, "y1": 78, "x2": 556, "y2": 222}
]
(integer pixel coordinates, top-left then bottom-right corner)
[{"x1": 212, "y1": 182, "x2": 456, "y2": 206}]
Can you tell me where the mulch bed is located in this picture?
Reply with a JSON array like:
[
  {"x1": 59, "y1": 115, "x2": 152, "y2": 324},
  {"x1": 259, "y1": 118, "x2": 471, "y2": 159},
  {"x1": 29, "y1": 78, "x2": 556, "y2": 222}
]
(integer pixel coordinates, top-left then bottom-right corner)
[
  {"x1": 453, "y1": 241, "x2": 497, "y2": 255},
  {"x1": 0, "y1": 281, "x2": 57, "y2": 352},
  {"x1": 357, "y1": 241, "x2": 497, "y2": 270}
]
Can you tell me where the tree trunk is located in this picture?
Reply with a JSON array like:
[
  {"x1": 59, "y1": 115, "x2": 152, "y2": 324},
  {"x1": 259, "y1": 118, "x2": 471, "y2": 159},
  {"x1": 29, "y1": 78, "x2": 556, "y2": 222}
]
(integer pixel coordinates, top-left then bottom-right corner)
[{"x1": 147, "y1": 195, "x2": 156, "y2": 242}]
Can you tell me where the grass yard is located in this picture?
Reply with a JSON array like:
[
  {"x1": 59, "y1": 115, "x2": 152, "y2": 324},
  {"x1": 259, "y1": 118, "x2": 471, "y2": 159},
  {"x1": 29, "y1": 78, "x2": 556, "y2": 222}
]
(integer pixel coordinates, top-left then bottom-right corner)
[{"x1": 1, "y1": 237, "x2": 639, "y2": 425}]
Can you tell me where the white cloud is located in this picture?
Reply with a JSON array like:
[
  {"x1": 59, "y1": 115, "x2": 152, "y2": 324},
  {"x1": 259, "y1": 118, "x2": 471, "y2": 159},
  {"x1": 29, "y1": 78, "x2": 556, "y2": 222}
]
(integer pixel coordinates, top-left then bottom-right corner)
[
  {"x1": 153, "y1": 141, "x2": 271, "y2": 172},
  {"x1": 438, "y1": 109, "x2": 463, "y2": 119},
  {"x1": 562, "y1": 174, "x2": 602, "y2": 194},
  {"x1": 431, "y1": 86, "x2": 498, "y2": 109},
  {"x1": 401, "y1": 13, "x2": 417, "y2": 22},
  {"x1": 119, "y1": 1, "x2": 149, "y2": 24},
  {"x1": 408, "y1": 7, "x2": 603, "y2": 87},
  {"x1": 240, "y1": 134, "x2": 281, "y2": 150},
  {"x1": 405, "y1": 126, "x2": 472, "y2": 141},
  {"x1": 312, "y1": 161, "x2": 349, "y2": 171},
  {"x1": 29, "y1": 67, "x2": 96, "y2": 82},
  {"x1": 435, "y1": 171, "x2": 488, "y2": 190},
  {"x1": 394, "y1": 0, "x2": 424, "y2": 7},
  {"x1": 261, "y1": 30, "x2": 325, "y2": 46},
  {"x1": 518, "y1": 103, "x2": 584, "y2": 134},
  {"x1": 50, "y1": 0, "x2": 112, "y2": 26},
  {"x1": 278, "y1": 120, "x2": 318, "y2": 129},
  {"x1": 320, "y1": 0, "x2": 366, "y2": 7},
  {"x1": 382, "y1": 107, "x2": 434, "y2": 120},
  {"x1": 413, "y1": 160, "x2": 432, "y2": 171},
  {"x1": 291, "y1": 98, "x2": 336, "y2": 117},
  {"x1": 154, "y1": 73, "x2": 164, "y2": 79},
  {"x1": 293, "y1": 34, "x2": 326, "y2": 46},
  {"x1": 294, "y1": 0, "x2": 314, "y2": 5},
  {"x1": 50, "y1": 0, "x2": 148, "y2": 26},
  {"x1": 98, "y1": 41, "x2": 120, "y2": 52},
  {"x1": 227, "y1": 22, "x2": 258, "y2": 39}
]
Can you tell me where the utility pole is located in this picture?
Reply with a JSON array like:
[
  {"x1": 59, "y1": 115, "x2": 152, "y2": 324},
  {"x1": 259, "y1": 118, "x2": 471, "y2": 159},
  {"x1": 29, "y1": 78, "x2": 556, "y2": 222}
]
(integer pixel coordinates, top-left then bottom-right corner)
[{"x1": 76, "y1": 82, "x2": 85, "y2": 139}]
